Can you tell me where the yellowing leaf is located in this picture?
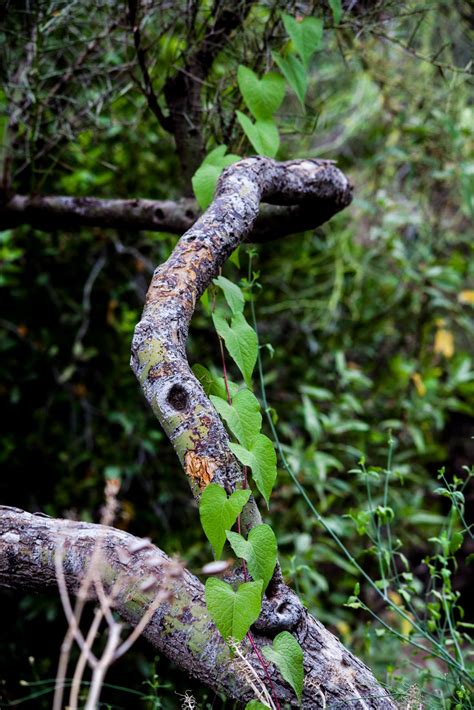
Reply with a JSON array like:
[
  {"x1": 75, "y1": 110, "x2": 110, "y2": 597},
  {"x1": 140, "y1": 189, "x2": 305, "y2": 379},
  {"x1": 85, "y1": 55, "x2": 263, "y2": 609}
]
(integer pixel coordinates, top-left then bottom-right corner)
[
  {"x1": 388, "y1": 590, "x2": 402, "y2": 606},
  {"x1": 401, "y1": 614, "x2": 414, "y2": 637},
  {"x1": 434, "y1": 328, "x2": 454, "y2": 358},
  {"x1": 411, "y1": 372, "x2": 426, "y2": 397},
  {"x1": 458, "y1": 290, "x2": 474, "y2": 305}
]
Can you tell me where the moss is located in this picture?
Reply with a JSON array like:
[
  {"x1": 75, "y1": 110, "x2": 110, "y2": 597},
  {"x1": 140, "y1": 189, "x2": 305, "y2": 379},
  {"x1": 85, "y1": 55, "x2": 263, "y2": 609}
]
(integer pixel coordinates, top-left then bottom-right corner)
[
  {"x1": 173, "y1": 428, "x2": 196, "y2": 460},
  {"x1": 137, "y1": 338, "x2": 165, "y2": 384}
]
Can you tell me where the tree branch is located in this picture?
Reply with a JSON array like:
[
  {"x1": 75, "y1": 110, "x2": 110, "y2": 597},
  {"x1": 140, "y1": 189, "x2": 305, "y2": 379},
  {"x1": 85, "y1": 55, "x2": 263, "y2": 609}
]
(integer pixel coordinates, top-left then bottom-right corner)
[
  {"x1": 130, "y1": 157, "x2": 352, "y2": 630},
  {"x1": 0, "y1": 506, "x2": 395, "y2": 708},
  {"x1": 0, "y1": 185, "x2": 351, "y2": 242},
  {"x1": 127, "y1": 0, "x2": 173, "y2": 133}
]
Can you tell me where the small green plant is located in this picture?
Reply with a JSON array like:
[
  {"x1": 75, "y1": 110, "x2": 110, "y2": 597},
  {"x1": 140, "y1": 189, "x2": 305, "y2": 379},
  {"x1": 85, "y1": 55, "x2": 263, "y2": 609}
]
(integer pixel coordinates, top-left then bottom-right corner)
[
  {"x1": 196, "y1": 273, "x2": 305, "y2": 707},
  {"x1": 191, "y1": 12, "x2": 325, "y2": 209}
]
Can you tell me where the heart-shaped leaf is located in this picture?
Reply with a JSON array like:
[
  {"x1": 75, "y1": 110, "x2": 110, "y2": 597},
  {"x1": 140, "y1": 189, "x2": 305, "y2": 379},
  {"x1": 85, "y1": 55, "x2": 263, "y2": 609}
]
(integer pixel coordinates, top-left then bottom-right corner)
[
  {"x1": 205, "y1": 578, "x2": 263, "y2": 642},
  {"x1": 210, "y1": 389, "x2": 262, "y2": 448},
  {"x1": 226, "y1": 524, "x2": 277, "y2": 591},
  {"x1": 237, "y1": 66, "x2": 285, "y2": 120},
  {"x1": 192, "y1": 363, "x2": 239, "y2": 400},
  {"x1": 236, "y1": 112, "x2": 280, "y2": 158},
  {"x1": 213, "y1": 275, "x2": 244, "y2": 315},
  {"x1": 192, "y1": 145, "x2": 240, "y2": 209},
  {"x1": 262, "y1": 631, "x2": 304, "y2": 703},
  {"x1": 199, "y1": 483, "x2": 251, "y2": 558},
  {"x1": 282, "y1": 14, "x2": 323, "y2": 67},
  {"x1": 229, "y1": 434, "x2": 277, "y2": 506},
  {"x1": 212, "y1": 312, "x2": 258, "y2": 388},
  {"x1": 272, "y1": 53, "x2": 307, "y2": 108}
]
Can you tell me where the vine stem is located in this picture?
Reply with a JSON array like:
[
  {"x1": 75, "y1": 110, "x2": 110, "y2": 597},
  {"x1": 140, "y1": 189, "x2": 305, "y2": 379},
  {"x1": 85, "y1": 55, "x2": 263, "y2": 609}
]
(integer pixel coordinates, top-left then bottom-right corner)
[{"x1": 215, "y1": 292, "x2": 281, "y2": 710}]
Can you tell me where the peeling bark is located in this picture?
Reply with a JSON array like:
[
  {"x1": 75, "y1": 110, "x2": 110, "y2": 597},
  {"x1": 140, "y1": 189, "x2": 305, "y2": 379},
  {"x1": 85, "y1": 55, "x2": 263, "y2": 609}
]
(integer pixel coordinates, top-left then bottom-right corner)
[
  {"x1": 0, "y1": 193, "x2": 345, "y2": 242},
  {"x1": 0, "y1": 506, "x2": 395, "y2": 709}
]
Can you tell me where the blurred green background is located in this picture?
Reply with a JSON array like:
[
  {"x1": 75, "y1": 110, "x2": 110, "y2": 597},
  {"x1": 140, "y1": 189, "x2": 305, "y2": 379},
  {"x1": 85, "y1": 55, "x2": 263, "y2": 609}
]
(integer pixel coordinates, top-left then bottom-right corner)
[{"x1": 0, "y1": 1, "x2": 473, "y2": 707}]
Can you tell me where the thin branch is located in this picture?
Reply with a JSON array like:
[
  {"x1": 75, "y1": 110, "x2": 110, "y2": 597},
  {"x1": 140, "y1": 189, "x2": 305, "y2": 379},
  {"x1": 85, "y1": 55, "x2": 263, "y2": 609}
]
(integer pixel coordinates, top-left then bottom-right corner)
[
  {"x1": 127, "y1": 0, "x2": 173, "y2": 132},
  {"x1": 0, "y1": 188, "x2": 351, "y2": 242}
]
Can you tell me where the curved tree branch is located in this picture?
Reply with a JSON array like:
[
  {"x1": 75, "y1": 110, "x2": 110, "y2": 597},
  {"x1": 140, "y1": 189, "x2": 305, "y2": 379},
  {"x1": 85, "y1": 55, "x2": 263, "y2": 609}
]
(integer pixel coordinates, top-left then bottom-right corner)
[
  {"x1": 131, "y1": 157, "x2": 352, "y2": 506},
  {"x1": 0, "y1": 506, "x2": 396, "y2": 708},
  {"x1": 130, "y1": 156, "x2": 352, "y2": 630},
  {"x1": 0, "y1": 192, "x2": 347, "y2": 242}
]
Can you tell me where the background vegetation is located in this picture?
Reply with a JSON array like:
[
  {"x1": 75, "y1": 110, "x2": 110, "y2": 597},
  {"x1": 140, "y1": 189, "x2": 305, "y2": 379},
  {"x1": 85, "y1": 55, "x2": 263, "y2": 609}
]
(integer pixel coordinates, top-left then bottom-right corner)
[{"x1": 0, "y1": 0, "x2": 472, "y2": 707}]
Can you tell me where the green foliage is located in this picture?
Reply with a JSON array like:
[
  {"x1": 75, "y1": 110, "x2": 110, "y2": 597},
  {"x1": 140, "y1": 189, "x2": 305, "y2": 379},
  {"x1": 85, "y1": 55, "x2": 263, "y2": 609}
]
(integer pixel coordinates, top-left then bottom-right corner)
[
  {"x1": 192, "y1": 146, "x2": 240, "y2": 210},
  {"x1": 237, "y1": 67, "x2": 285, "y2": 121},
  {"x1": 262, "y1": 631, "x2": 304, "y2": 703},
  {"x1": 235, "y1": 113, "x2": 280, "y2": 158},
  {"x1": 282, "y1": 14, "x2": 323, "y2": 68},
  {"x1": 212, "y1": 311, "x2": 258, "y2": 388},
  {"x1": 199, "y1": 484, "x2": 251, "y2": 559},
  {"x1": 328, "y1": 0, "x2": 343, "y2": 25},
  {"x1": 271, "y1": 53, "x2": 307, "y2": 108},
  {"x1": 210, "y1": 390, "x2": 262, "y2": 449},
  {"x1": 226, "y1": 525, "x2": 277, "y2": 592},
  {"x1": 2, "y1": 1, "x2": 473, "y2": 707},
  {"x1": 229, "y1": 436, "x2": 277, "y2": 507},
  {"x1": 205, "y1": 578, "x2": 263, "y2": 643},
  {"x1": 213, "y1": 275, "x2": 245, "y2": 315}
]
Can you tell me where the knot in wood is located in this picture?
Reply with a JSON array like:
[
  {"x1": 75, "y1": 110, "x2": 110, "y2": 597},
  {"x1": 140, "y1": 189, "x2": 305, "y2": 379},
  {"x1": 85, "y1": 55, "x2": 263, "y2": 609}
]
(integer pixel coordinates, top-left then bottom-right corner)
[{"x1": 167, "y1": 384, "x2": 189, "y2": 411}]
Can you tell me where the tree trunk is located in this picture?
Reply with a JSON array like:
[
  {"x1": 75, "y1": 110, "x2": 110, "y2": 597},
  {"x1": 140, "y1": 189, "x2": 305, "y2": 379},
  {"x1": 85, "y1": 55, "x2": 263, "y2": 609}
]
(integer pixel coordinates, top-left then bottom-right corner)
[{"x1": 0, "y1": 506, "x2": 395, "y2": 708}]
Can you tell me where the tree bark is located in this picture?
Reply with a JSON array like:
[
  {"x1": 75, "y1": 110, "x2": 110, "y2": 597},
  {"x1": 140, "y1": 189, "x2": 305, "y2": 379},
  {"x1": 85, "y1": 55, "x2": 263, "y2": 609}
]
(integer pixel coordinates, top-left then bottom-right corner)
[
  {"x1": 0, "y1": 192, "x2": 346, "y2": 242},
  {"x1": 0, "y1": 506, "x2": 395, "y2": 708},
  {"x1": 131, "y1": 157, "x2": 352, "y2": 503}
]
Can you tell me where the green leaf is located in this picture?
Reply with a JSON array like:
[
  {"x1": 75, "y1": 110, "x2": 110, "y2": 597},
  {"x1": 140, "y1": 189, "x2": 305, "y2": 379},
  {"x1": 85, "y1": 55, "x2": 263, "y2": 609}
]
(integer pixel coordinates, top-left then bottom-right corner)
[
  {"x1": 192, "y1": 164, "x2": 221, "y2": 210},
  {"x1": 229, "y1": 245, "x2": 240, "y2": 268},
  {"x1": 205, "y1": 578, "x2": 263, "y2": 642},
  {"x1": 210, "y1": 389, "x2": 262, "y2": 448},
  {"x1": 213, "y1": 275, "x2": 244, "y2": 315},
  {"x1": 226, "y1": 524, "x2": 277, "y2": 591},
  {"x1": 201, "y1": 145, "x2": 230, "y2": 166},
  {"x1": 199, "y1": 484, "x2": 251, "y2": 558},
  {"x1": 192, "y1": 363, "x2": 239, "y2": 399},
  {"x1": 245, "y1": 702, "x2": 270, "y2": 709},
  {"x1": 237, "y1": 66, "x2": 285, "y2": 120},
  {"x1": 449, "y1": 531, "x2": 464, "y2": 554},
  {"x1": 229, "y1": 434, "x2": 277, "y2": 506},
  {"x1": 192, "y1": 145, "x2": 240, "y2": 209},
  {"x1": 328, "y1": 0, "x2": 343, "y2": 24},
  {"x1": 235, "y1": 112, "x2": 280, "y2": 158},
  {"x1": 262, "y1": 631, "x2": 304, "y2": 703},
  {"x1": 212, "y1": 312, "x2": 258, "y2": 388},
  {"x1": 282, "y1": 14, "x2": 323, "y2": 67},
  {"x1": 272, "y1": 53, "x2": 307, "y2": 108}
]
